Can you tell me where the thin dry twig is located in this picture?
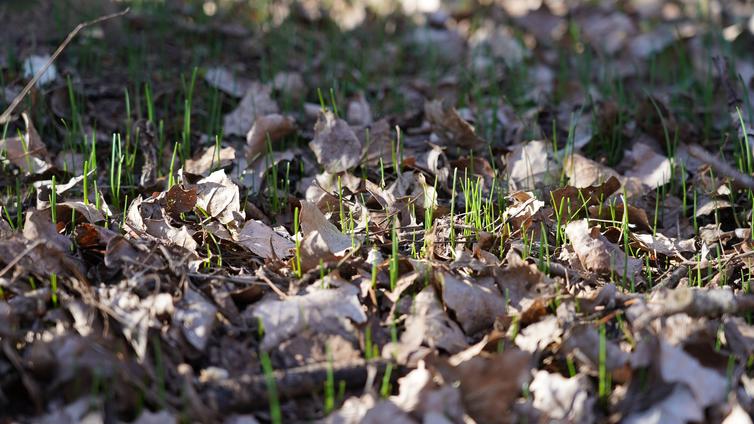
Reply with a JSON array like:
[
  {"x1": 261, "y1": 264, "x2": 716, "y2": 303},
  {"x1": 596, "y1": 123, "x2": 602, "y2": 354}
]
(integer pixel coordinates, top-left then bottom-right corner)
[{"x1": 687, "y1": 143, "x2": 754, "y2": 190}]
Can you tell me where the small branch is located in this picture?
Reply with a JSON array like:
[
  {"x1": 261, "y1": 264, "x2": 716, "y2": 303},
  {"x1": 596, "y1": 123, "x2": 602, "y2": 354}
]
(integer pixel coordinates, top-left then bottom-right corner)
[
  {"x1": 687, "y1": 144, "x2": 754, "y2": 190},
  {"x1": 205, "y1": 359, "x2": 391, "y2": 412}
]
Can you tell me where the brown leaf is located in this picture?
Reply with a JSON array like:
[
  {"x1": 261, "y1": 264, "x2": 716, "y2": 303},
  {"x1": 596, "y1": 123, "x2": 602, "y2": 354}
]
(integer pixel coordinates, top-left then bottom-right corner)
[
  {"x1": 195, "y1": 170, "x2": 244, "y2": 225},
  {"x1": 309, "y1": 111, "x2": 363, "y2": 173},
  {"x1": 439, "y1": 272, "x2": 506, "y2": 335},
  {"x1": 251, "y1": 284, "x2": 367, "y2": 351},
  {"x1": 204, "y1": 66, "x2": 253, "y2": 98},
  {"x1": 0, "y1": 112, "x2": 52, "y2": 174},
  {"x1": 300, "y1": 200, "x2": 354, "y2": 256},
  {"x1": 246, "y1": 114, "x2": 296, "y2": 161},
  {"x1": 223, "y1": 82, "x2": 279, "y2": 136},
  {"x1": 165, "y1": 185, "x2": 198, "y2": 215},
  {"x1": 394, "y1": 286, "x2": 468, "y2": 358},
  {"x1": 424, "y1": 99, "x2": 484, "y2": 150},
  {"x1": 550, "y1": 176, "x2": 621, "y2": 217},
  {"x1": 456, "y1": 349, "x2": 532, "y2": 424},
  {"x1": 236, "y1": 219, "x2": 294, "y2": 259},
  {"x1": 184, "y1": 145, "x2": 235, "y2": 176},
  {"x1": 565, "y1": 219, "x2": 642, "y2": 278},
  {"x1": 175, "y1": 288, "x2": 217, "y2": 352},
  {"x1": 507, "y1": 140, "x2": 558, "y2": 191}
]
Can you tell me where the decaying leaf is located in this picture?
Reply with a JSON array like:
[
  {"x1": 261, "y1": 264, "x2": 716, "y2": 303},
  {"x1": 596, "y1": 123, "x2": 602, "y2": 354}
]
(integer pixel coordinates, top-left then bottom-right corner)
[
  {"x1": 424, "y1": 99, "x2": 484, "y2": 150},
  {"x1": 508, "y1": 140, "x2": 557, "y2": 191},
  {"x1": 565, "y1": 219, "x2": 642, "y2": 278},
  {"x1": 236, "y1": 219, "x2": 294, "y2": 259},
  {"x1": 309, "y1": 111, "x2": 363, "y2": 173},
  {"x1": 530, "y1": 370, "x2": 595, "y2": 424},
  {"x1": 204, "y1": 66, "x2": 253, "y2": 97},
  {"x1": 194, "y1": 170, "x2": 244, "y2": 225},
  {"x1": 175, "y1": 288, "x2": 218, "y2": 351},
  {"x1": 184, "y1": 145, "x2": 236, "y2": 176},
  {"x1": 455, "y1": 350, "x2": 532, "y2": 424},
  {"x1": 223, "y1": 82, "x2": 279, "y2": 136},
  {"x1": 0, "y1": 112, "x2": 52, "y2": 174},
  {"x1": 300, "y1": 200, "x2": 355, "y2": 256},
  {"x1": 246, "y1": 114, "x2": 296, "y2": 161},
  {"x1": 439, "y1": 272, "x2": 506, "y2": 335},
  {"x1": 252, "y1": 284, "x2": 367, "y2": 350},
  {"x1": 389, "y1": 286, "x2": 468, "y2": 361}
]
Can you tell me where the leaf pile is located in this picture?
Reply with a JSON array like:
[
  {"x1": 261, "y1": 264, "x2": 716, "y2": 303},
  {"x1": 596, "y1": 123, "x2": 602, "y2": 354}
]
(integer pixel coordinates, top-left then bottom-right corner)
[{"x1": 3, "y1": 0, "x2": 754, "y2": 422}]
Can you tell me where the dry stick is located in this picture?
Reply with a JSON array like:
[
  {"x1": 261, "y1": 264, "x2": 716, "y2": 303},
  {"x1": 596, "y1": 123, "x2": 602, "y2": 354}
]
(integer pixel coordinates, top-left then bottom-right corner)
[
  {"x1": 0, "y1": 8, "x2": 130, "y2": 125},
  {"x1": 687, "y1": 144, "x2": 754, "y2": 190},
  {"x1": 205, "y1": 359, "x2": 390, "y2": 412},
  {"x1": 0, "y1": 240, "x2": 41, "y2": 278}
]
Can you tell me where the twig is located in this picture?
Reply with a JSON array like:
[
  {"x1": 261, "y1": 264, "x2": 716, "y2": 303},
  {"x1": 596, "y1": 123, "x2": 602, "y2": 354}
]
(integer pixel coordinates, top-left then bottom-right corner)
[
  {"x1": 687, "y1": 144, "x2": 754, "y2": 190},
  {"x1": 188, "y1": 272, "x2": 266, "y2": 286},
  {"x1": 653, "y1": 265, "x2": 688, "y2": 290},
  {"x1": 0, "y1": 8, "x2": 130, "y2": 124},
  {"x1": 205, "y1": 359, "x2": 391, "y2": 412},
  {"x1": 0, "y1": 240, "x2": 42, "y2": 278}
]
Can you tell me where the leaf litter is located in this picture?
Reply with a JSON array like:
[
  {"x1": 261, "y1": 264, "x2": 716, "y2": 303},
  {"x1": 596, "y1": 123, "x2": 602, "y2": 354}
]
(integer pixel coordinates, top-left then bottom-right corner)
[{"x1": 4, "y1": 0, "x2": 754, "y2": 423}]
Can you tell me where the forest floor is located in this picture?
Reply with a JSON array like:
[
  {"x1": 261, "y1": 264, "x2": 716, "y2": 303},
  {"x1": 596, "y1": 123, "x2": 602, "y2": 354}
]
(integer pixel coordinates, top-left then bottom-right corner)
[{"x1": 3, "y1": 0, "x2": 754, "y2": 422}]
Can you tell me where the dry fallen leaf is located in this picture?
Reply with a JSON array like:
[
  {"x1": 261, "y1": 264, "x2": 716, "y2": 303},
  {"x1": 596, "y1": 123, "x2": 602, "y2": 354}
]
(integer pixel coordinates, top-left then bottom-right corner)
[
  {"x1": 565, "y1": 219, "x2": 642, "y2": 278},
  {"x1": 300, "y1": 200, "x2": 355, "y2": 256},
  {"x1": 194, "y1": 170, "x2": 244, "y2": 225},
  {"x1": 530, "y1": 370, "x2": 595, "y2": 424},
  {"x1": 204, "y1": 66, "x2": 253, "y2": 97},
  {"x1": 424, "y1": 99, "x2": 484, "y2": 150},
  {"x1": 0, "y1": 112, "x2": 52, "y2": 174},
  {"x1": 175, "y1": 288, "x2": 218, "y2": 351},
  {"x1": 223, "y1": 82, "x2": 279, "y2": 136},
  {"x1": 507, "y1": 140, "x2": 558, "y2": 191},
  {"x1": 455, "y1": 349, "x2": 532, "y2": 424},
  {"x1": 252, "y1": 284, "x2": 367, "y2": 350},
  {"x1": 440, "y1": 272, "x2": 506, "y2": 335},
  {"x1": 246, "y1": 113, "x2": 296, "y2": 161},
  {"x1": 309, "y1": 110, "x2": 363, "y2": 173},
  {"x1": 184, "y1": 145, "x2": 236, "y2": 176},
  {"x1": 236, "y1": 219, "x2": 294, "y2": 259}
]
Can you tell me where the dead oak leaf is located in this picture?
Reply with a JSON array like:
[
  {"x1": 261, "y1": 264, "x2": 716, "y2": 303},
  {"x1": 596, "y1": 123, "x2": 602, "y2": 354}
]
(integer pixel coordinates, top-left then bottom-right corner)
[
  {"x1": 507, "y1": 140, "x2": 558, "y2": 191},
  {"x1": 565, "y1": 219, "x2": 642, "y2": 278},
  {"x1": 223, "y1": 82, "x2": 279, "y2": 137},
  {"x1": 424, "y1": 99, "x2": 484, "y2": 150},
  {"x1": 300, "y1": 200, "x2": 354, "y2": 255},
  {"x1": 175, "y1": 288, "x2": 218, "y2": 352},
  {"x1": 530, "y1": 370, "x2": 595, "y2": 424},
  {"x1": 204, "y1": 66, "x2": 253, "y2": 98},
  {"x1": 195, "y1": 170, "x2": 244, "y2": 225},
  {"x1": 0, "y1": 112, "x2": 52, "y2": 174},
  {"x1": 184, "y1": 145, "x2": 235, "y2": 176},
  {"x1": 309, "y1": 110, "x2": 363, "y2": 173},
  {"x1": 391, "y1": 286, "x2": 468, "y2": 360},
  {"x1": 246, "y1": 114, "x2": 296, "y2": 161},
  {"x1": 236, "y1": 219, "x2": 294, "y2": 260},
  {"x1": 251, "y1": 284, "x2": 367, "y2": 351},
  {"x1": 439, "y1": 272, "x2": 506, "y2": 335},
  {"x1": 455, "y1": 349, "x2": 532, "y2": 424}
]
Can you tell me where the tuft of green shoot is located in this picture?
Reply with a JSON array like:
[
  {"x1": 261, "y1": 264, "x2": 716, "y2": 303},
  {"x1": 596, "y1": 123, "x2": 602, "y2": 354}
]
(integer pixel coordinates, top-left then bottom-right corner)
[
  {"x1": 50, "y1": 176, "x2": 57, "y2": 225},
  {"x1": 390, "y1": 217, "x2": 399, "y2": 291},
  {"x1": 324, "y1": 345, "x2": 335, "y2": 414},
  {"x1": 293, "y1": 207, "x2": 302, "y2": 278},
  {"x1": 50, "y1": 272, "x2": 58, "y2": 307},
  {"x1": 260, "y1": 351, "x2": 282, "y2": 424}
]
